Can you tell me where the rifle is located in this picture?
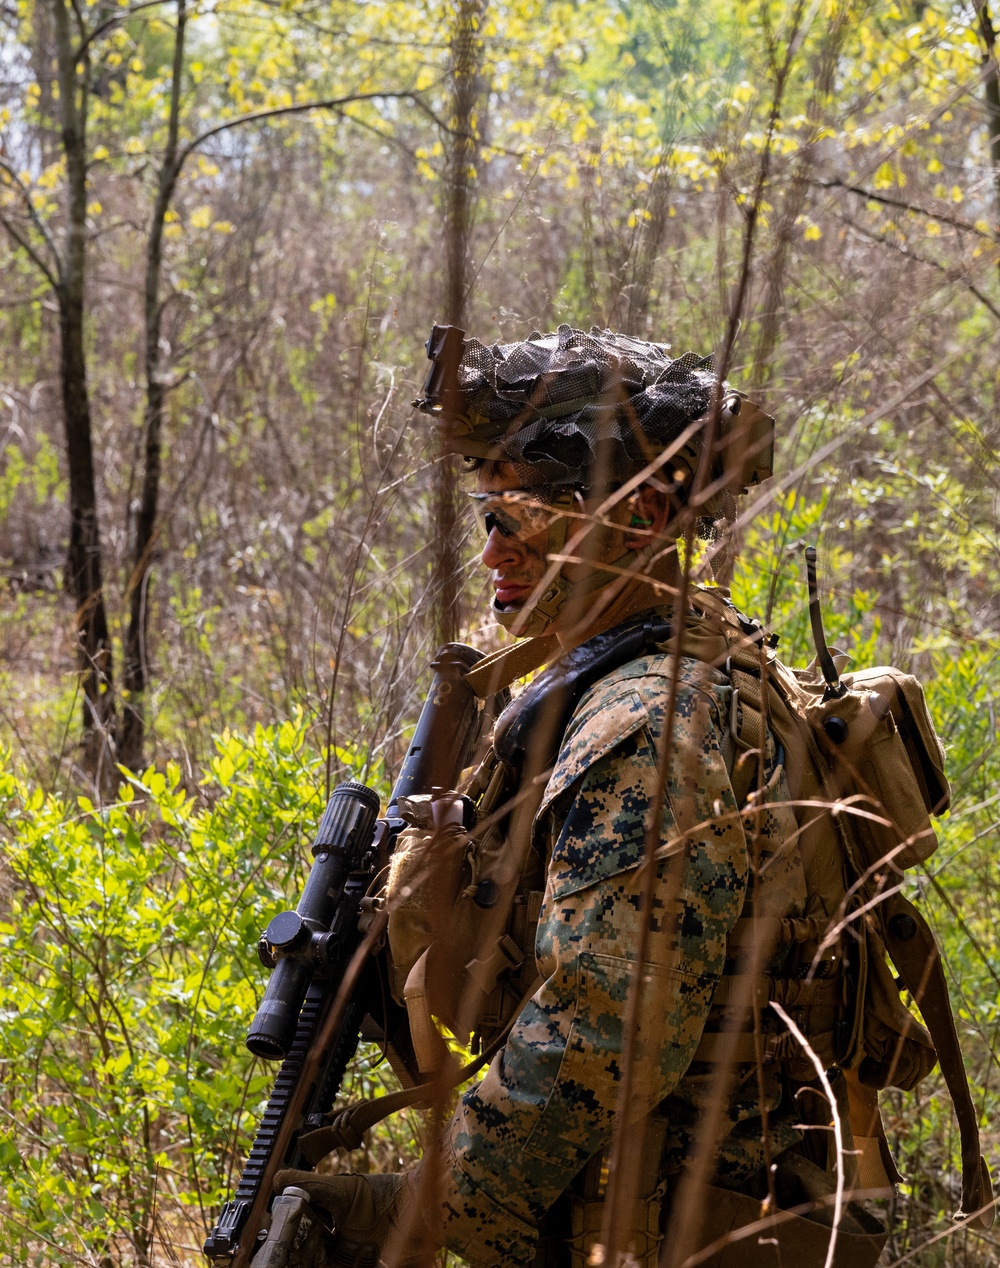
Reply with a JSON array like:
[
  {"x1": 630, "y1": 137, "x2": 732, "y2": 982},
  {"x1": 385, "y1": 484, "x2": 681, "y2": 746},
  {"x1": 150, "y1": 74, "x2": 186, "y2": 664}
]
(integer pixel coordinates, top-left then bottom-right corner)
[{"x1": 203, "y1": 644, "x2": 503, "y2": 1268}]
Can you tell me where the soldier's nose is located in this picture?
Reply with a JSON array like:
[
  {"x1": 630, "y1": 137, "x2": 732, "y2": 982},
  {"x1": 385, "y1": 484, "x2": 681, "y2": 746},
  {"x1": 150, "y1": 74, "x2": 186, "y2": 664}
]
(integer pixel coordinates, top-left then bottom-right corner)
[{"x1": 482, "y1": 526, "x2": 521, "y2": 569}]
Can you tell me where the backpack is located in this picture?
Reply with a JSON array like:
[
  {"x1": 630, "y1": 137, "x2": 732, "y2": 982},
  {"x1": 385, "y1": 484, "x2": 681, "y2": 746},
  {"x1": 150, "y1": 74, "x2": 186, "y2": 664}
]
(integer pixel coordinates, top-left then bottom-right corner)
[{"x1": 684, "y1": 585, "x2": 992, "y2": 1226}]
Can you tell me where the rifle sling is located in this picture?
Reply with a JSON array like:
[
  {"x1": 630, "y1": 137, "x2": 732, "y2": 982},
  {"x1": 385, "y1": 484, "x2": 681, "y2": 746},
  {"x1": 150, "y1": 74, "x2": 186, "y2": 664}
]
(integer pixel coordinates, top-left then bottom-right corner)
[
  {"x1": 297, "y1": 976, "x2": 542, "y2": 1166},
  {"x1": 463, "y1": 635, "x2": 560, "y2": 699}
]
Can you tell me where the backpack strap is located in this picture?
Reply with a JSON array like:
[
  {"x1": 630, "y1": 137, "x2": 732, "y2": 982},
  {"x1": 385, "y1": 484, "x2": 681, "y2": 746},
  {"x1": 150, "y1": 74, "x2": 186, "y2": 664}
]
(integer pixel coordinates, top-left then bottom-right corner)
[
  {"x1": 688, "y1": 589, "x2": 773, "y2": 807},
  {"x1": 881, "y1": 891, "x2": 995, "y2": 1228},
  {"x1": 491, "y1": 611, "x2": 672, "y2": 772},
  {"x1": 726, "y1": 647, "x2": 768, "y2": 807}
]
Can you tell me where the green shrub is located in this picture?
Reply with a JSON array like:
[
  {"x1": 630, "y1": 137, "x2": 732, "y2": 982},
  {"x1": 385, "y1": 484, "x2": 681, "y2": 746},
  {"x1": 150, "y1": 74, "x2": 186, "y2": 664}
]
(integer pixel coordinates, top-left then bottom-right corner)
[{"x1": 0, "y1": 716, "x2": 351, "y2": 1265}]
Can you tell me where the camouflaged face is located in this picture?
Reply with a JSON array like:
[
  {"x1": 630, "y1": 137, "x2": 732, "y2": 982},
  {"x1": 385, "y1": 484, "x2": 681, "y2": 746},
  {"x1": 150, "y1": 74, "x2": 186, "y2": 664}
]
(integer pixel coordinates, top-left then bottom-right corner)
[{"x1": 435, "y1": 653, "x2": 805, "y2": 1266}]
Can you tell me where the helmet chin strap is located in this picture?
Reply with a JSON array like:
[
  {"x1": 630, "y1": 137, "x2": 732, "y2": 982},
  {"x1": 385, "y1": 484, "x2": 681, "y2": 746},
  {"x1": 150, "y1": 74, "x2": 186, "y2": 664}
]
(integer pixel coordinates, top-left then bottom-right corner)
[{"x1": 493, "y1": 510, "x2": 650, "y2": 639}]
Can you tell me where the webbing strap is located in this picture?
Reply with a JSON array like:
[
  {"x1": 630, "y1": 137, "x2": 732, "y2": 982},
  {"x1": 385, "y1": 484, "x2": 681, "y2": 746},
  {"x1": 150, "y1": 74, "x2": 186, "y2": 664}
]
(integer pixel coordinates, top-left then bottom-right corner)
[
  {"x1": 844, "y1": 1067, "x2": 902, "y2": 1190},
  {"x1": 727, "y1": 651, "x2": 768, "y2": 808},
  {"x1": 688, "y1": 589, "x2": 770, "y2": 807},
  {"x1": 296, "y1": 977, "x2": 542, "y2": 1165},
  {"x1": 881, "y1": 892, "x2": 995, "y2": 1227},
  {"x1": 710, "y1": 972, "x2": 842, "y2": 1008},
  {"x1": 726, "y1": 914, "x2": 831, "y2": 948},
  {"x1": 463, "y1": 634, "x2": 560, "y2": 699},
  {"x1": 692, "y1": 1025, "x2": 840, "y2": 1065},
  {"x1": 466, "y1": 595, "x2": 679, "y2": 712},
  {"x1": 730, "y1": 666, "x2": 764, "y2": 711},
  {"x1": 402, "y1": 948, "x2": 447, "y2": 1076}
]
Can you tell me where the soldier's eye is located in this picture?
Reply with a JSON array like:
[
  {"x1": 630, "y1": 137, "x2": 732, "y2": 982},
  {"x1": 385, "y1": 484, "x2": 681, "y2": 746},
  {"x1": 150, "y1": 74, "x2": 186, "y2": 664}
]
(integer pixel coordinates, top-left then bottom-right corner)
[
  {"x1": 469, "y1": 487, "x2": 577, "y2": 541},
  {"x1": 483, "y1": 511, "x2": 515, "y2": 539}
]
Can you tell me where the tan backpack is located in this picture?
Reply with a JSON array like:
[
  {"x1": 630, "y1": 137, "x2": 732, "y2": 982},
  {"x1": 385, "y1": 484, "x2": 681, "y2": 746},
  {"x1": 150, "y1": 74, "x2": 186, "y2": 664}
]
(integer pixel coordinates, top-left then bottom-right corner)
[{"x1": 688, "y1": 584, "x2": 992, "y2": 1227}]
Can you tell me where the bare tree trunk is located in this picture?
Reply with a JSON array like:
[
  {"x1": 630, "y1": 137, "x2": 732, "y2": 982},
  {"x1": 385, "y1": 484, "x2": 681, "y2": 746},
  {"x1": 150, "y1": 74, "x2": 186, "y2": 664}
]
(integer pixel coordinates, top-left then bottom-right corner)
[
  {"x1": 620, "y1": 155, "x2": 673, "y2": 336},
  {"x1": 434, "y1": 0, "x2": 485, "y2": 647},
  {"x1": 51, "y1": 0, "x2": 115, "y2": 771},
  {"x1": 29, "y1": 1, "x2": 58, "y2": 166},
  {"x1": 751, "y1": 3, "x2": 854, "y2": 392},
  {"x1": 978, "y1": 2, "x2": 1000, "y2": 288},
  {"x1": 120, "y1": 0, "x2": 188, "y2": 770},
  {"x1": 444, "y1": 0, "x2": 482, "y2": 328}
]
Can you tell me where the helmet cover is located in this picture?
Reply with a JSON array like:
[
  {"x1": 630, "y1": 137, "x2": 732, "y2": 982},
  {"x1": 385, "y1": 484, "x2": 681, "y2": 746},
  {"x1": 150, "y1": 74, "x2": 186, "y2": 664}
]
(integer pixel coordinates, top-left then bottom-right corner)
[{"x1": 413, "y1": 322, "x2": 774, "y2": 495}]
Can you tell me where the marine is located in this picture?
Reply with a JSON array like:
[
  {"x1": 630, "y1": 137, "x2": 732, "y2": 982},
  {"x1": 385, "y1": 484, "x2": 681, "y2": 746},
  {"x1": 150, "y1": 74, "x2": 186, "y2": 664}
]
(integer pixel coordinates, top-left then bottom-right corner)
[{"x1": 275, "y1": 323, "x2": 890, "y2": 1267}]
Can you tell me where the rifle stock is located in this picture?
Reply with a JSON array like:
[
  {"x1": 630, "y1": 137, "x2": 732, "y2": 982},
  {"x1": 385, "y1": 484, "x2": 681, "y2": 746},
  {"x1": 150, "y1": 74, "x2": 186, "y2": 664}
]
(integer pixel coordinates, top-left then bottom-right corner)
[{"x1": 204, "y1": 644, "x2": 500, "y2": 1268}]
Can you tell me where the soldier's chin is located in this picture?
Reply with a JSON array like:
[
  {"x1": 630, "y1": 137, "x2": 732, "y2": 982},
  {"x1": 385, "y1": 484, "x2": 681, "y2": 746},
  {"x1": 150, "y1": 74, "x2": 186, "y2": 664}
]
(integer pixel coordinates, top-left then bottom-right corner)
[
  {"x1": 492, "y1": 594, "x2": 537, "y2": 629},
  {"x1": 493, "y1": 594, "x2": 549, "y2": 638}
]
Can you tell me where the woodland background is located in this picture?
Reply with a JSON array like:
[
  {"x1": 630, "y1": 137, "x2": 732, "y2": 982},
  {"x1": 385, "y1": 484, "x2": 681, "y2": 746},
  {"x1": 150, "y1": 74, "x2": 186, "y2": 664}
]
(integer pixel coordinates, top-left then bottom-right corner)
[{"x1": 0, "y1": 0, "x2": 999, "y2": 1264}]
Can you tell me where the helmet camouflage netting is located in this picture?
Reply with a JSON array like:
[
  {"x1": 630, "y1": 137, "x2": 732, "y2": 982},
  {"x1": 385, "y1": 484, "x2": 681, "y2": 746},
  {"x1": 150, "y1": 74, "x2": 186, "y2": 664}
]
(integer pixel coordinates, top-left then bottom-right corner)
[{"x1": 413, "y1": 323, "x2": 773, "y2": 492}]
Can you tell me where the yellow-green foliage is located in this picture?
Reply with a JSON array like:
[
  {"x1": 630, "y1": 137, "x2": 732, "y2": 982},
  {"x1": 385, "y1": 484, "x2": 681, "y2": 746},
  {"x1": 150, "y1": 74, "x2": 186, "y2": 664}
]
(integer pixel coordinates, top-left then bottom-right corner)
[{"x1": 0, "y1": 717, "x2": 341, "y2": 1264}]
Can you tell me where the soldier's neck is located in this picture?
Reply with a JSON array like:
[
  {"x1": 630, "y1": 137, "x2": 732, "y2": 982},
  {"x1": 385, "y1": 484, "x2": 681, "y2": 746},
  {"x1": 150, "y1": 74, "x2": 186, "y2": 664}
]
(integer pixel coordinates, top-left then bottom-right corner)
[{"x1": 554, "y1": 549, "x2": 682, "y2": 651}]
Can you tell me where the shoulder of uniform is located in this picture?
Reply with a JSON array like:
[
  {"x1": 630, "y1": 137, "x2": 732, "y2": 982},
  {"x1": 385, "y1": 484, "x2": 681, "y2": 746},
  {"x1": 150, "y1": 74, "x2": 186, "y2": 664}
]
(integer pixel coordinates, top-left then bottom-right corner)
[
  {"x1": 540, "y1": 679, "x2": 651, "y2": 816},
  {"x1": 572, "y1": 652, "x2": 726, "y2": 724},
  {"x1": 538, "y1": 656, "x2": 728, "y2": 817}
]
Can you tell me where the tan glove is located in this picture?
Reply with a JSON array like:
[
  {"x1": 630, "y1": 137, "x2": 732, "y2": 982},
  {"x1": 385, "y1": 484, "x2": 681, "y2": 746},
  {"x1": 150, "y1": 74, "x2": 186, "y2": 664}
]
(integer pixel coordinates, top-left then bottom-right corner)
[{"x1": 273, "y1": 1170, "x2": 429, "y2": 1267}]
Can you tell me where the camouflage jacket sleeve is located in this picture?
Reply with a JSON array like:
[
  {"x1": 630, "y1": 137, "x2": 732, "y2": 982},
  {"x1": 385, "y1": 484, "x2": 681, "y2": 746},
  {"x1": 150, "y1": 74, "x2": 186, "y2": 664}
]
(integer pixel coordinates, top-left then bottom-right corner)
[{"x1": 437, "y1": 655, "x2": 749, "y2": 1267}]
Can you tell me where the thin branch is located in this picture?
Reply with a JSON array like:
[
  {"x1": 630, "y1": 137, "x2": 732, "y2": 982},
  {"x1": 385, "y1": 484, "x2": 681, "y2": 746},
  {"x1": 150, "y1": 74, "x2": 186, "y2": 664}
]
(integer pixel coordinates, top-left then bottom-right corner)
[
  {"x1": 837, "y1": 210, "x2": 1000, "y2": 323},
  {"x1": 811, "y1": 176, "x2": 992, "y2": 238},
  {"x1": 67, "y1": 0, "x2": 85, "y2": 39},
  {"x1": 174, "y1": 90, "x2": 424, "y2": 172},
  {"x1": 330, "y1": 110, "x2": 422, "y2": 165},
  {"x1": 771, "y1": 1003, "x2": 845, "y2": 1268},
  {"x1": 462, "y1": 142, "x2": 547, "y2": 308},
  {"x1": 241, "y1": 0, "x2": 451, "y2": 51},
  {"x1": 74, "y1": 0, "x2": 175, "y2": 66},
  {"x1": 0, "y1": 156, "x2": 62, "y2": 282},
  {"x1": 405, "y1": 87, "x2": 466, "y2": 139},
  {"x1": 0, "y1": 213, "x2": 60, "y2": 291}
]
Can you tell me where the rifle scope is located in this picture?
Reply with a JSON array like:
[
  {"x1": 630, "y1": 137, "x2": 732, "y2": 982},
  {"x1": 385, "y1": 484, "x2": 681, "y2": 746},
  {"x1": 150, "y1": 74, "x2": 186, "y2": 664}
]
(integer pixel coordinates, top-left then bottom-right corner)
[{"x1": 245, "y1": 781, "x2": 380, "y2": 1060}]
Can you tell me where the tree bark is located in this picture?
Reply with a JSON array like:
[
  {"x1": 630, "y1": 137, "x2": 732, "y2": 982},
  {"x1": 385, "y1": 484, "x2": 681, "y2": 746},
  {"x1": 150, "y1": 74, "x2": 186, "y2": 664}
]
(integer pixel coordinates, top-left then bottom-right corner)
[
  {"x1": 119, "y1": 0, "x2": 188, "y2": 771},
  {"x1": 434, "y1": 0, "x2": 485, "y2": 647},
  {"x1": 444, "y1": 1, "x2": 482, "y2": 329},
  {"x1": 51, "y1": 0, "x2": 115, "y2": 770},
  {"x1": 617, "y1": 155, "x2": 673, "y2": 336},
  {"x1": 978, "y1": 2, "x2": 1000, "y2": 288}
]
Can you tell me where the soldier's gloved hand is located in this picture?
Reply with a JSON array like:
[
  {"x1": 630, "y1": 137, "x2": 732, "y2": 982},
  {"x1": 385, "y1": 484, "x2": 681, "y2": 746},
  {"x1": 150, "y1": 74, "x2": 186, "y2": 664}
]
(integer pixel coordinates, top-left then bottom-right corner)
[{"x1": 273, "y1": 1169, "x2": 425, "y2": 1267}]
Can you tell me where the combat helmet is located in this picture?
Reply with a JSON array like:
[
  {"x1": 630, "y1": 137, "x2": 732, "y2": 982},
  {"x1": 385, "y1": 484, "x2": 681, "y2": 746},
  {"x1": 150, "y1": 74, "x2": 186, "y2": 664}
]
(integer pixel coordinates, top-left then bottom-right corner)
[{"x1": 414, "y1": 323, "x2": 774, "y2": 636}]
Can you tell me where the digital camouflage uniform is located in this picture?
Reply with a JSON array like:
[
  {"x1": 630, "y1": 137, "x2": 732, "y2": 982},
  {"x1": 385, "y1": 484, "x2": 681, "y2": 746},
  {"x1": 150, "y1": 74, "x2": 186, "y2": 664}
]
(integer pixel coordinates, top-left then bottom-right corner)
[{"x1": 436, "y1": 649, "x2": 805, "y2": 1266}]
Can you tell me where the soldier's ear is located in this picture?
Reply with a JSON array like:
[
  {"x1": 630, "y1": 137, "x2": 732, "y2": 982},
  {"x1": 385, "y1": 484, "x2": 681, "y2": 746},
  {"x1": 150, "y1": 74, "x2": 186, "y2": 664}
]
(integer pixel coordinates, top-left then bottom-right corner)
[{"x1": 624, "y1": 482, "x2": 670, "y2": 549}]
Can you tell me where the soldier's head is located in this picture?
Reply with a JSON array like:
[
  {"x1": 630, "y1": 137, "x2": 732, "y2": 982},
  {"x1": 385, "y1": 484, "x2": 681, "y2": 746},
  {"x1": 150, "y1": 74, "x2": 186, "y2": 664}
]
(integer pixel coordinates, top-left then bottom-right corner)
[{"x1": 415, "y1": 323, "x2": 773, "y2": 639}]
